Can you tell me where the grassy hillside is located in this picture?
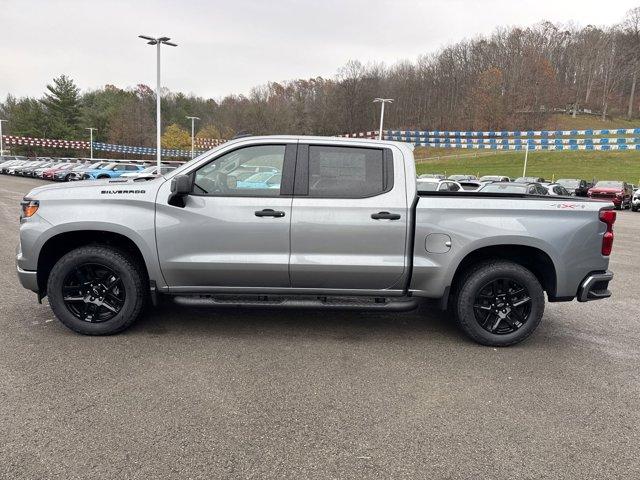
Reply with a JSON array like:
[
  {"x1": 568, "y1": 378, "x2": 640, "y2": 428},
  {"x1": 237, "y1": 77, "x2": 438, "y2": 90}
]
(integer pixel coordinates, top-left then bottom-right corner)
[
  {"x1": 545, "y1": 113, "x2": 640, "y2": 131},
  {"x1": 414, "y1": 149, "x2": 640, "y2": 184}
]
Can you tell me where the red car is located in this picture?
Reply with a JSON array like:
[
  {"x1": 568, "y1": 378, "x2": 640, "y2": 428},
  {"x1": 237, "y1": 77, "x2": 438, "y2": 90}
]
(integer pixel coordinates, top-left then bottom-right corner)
[
  {"x1": 587, "y1": 180, "x2": 633, "y2": 210},
  {"x1": 42, "y1": 163, "x2": 74, "y2": 180}
]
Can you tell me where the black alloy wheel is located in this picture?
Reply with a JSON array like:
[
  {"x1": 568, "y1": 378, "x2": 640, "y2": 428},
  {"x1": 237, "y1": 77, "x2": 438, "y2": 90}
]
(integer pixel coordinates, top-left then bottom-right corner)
[
  {"x1": 62, "y1": 263, "x2": 126, "y2": 323},
  {"x1": 472, "y1": 278, "x2": 531, "y2": 335}
]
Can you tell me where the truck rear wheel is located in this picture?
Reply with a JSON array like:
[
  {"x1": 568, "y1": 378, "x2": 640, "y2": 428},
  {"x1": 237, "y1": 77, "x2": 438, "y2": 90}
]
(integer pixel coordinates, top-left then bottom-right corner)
[
  {"x1": 453, "y1": 260, "x2": 545, "y2": 346},
  {"x1": 47, "y1": 245, "x2": 146, "y2": 335}
]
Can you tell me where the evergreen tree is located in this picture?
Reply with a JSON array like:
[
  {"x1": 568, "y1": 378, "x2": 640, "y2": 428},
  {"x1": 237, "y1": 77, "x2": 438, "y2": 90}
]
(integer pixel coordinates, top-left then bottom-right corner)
[{"x1": 41, "y1": 75, "x2": 82, "y2": 138}]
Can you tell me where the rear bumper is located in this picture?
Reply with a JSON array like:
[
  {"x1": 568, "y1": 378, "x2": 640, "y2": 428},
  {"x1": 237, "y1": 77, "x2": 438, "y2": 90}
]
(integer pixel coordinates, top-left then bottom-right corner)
[{"x1": 577, "y1": 271, "x2": 613, "y2": 302}]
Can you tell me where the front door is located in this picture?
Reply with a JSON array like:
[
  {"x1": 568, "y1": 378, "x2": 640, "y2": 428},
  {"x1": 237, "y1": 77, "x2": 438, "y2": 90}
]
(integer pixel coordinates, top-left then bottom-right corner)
[
  {"x1": 289, "y1": 143, "x2": 409, "y2": 292},
  {"x1": 156, "y1": 142, "x2": 296, "y2": 290}
]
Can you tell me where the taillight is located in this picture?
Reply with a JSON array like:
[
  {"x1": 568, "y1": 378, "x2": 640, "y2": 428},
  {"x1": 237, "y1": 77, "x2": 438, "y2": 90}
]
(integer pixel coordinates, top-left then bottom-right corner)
[{"x1": 599, "y1": 209, "x2": 616, "y2": 256}]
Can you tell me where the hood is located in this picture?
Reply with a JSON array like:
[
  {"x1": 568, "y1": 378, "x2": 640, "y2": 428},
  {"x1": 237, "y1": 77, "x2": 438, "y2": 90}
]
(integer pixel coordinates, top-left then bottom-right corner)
[
  {"x1": 589, "y1": 187, "x2": 623, "y2": 193},
  {"x1": 24, "y1": 177, "x2": 164, "y2": 199}
]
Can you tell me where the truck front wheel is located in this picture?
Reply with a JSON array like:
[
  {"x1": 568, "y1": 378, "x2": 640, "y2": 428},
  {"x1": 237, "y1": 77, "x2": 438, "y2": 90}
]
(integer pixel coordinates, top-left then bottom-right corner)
[
  {"x1": 453, "y1": 260, "x2": 545, "y2": 346},
  {"x1": 47, "y1": 245, "x2": 146, "y2": 335}
]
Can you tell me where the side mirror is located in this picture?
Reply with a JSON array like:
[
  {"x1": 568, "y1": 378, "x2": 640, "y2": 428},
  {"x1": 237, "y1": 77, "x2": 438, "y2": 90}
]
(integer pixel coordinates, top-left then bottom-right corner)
[{"x1": 169, "y1": 174, "x2": 192, "y2": 207}]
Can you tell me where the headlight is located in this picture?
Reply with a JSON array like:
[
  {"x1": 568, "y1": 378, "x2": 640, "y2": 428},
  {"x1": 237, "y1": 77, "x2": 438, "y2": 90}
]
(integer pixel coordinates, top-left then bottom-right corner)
[{"x1": 20, "y1": 199, "x2": 39, "y2": 218}]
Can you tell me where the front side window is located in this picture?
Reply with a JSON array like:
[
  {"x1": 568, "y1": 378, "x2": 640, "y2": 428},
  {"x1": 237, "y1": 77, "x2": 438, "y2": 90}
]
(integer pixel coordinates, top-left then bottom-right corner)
[
  {"x1": 307, "y1": 146, "x2": 387, "y2": 198},
  {"x1": 193, "y1": 145, "x2": 285, "y2": 197}
]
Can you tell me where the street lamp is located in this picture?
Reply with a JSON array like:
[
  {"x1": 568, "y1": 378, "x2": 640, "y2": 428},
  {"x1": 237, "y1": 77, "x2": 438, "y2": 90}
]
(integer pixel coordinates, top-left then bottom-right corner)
[
  {"x1": 138, "y1": 35, "x2": 178, "y2": 169},
  {"x1": 373, "y1": 98, "x2": 393, "y2": 140},
  {"x1": 186, "y1": 116, "x2": 200, "y2": 158},
  {"x1": 86, "y1": 127, "x2": 97, "y2": 159},
  {"x1": 0, "y1": 119, "x2": 7, "y2": 157}
]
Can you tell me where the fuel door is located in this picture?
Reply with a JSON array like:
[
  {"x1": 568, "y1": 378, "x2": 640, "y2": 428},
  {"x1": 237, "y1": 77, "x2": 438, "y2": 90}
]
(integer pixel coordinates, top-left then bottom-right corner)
[{"x1": 425, "y1": 233, "x2": 452, "y2": 254}]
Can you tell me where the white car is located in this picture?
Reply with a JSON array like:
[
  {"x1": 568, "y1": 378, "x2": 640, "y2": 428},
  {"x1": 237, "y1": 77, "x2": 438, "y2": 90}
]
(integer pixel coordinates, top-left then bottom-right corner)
[
  {"x1": 417, "y1": 177, "x2": 462, "y2": 192},
  {"x1": 632, "y1": 189, "x2": 640, "y2": 212},
  {"x1": 120, "y1": 165, "x2": 176, "y2": 179}
]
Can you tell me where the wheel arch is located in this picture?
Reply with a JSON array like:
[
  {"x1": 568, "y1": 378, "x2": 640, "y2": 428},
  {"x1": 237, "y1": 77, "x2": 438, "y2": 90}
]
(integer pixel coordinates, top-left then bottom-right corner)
[
  {"x1": 449, "y1": 244, "x2": 558, "y2": 300},
  {"x1": 36, "y1": 229, "x2": 154, "y2": 296}
]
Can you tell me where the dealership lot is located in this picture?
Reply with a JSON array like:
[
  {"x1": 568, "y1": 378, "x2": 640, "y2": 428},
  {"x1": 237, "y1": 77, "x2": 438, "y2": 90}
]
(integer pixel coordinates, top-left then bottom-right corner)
[{"x1": 0, "y1": 174, "x2": 639, "y2": 478}]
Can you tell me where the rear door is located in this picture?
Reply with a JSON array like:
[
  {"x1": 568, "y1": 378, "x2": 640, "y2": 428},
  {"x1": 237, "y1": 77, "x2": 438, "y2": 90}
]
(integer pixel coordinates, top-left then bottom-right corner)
[{"x1": 289, "y1": 143, "x2": 408, "y2": 291}]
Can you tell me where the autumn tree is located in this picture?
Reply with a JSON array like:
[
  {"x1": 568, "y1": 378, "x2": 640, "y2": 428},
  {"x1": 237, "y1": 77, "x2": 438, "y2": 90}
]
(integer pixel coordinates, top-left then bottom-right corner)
[{"x1": 161, "y1": 123, "x2": 191, "y2": 149}]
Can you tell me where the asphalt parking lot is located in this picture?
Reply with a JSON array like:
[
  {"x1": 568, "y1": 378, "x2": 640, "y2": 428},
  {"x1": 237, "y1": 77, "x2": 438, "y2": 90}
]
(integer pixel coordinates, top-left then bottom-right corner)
[{"x1": 0, "y1": 174, "x2": 639, "y2": 479}]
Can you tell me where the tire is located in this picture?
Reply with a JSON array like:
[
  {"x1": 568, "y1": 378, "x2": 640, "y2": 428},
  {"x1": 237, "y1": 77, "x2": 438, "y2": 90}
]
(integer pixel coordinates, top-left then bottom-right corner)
[
  {"x1": 97, "y1": 174, "x2": 109, "y2": 179},
  {"x1": 47, "y1": 245, "x2": 147, "y2": 335},
  {"x1": 453, "y1": 260, "x2": 545, "y2": 347},
  {"x1": 633, "y1": 205, "x2": 638, "y2": 212}
]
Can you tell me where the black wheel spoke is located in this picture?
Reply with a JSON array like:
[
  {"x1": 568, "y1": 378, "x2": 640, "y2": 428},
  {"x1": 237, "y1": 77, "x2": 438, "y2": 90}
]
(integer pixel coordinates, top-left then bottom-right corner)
[{"x1": 512, "y1": 296, "x2": 531, "y2": 308}]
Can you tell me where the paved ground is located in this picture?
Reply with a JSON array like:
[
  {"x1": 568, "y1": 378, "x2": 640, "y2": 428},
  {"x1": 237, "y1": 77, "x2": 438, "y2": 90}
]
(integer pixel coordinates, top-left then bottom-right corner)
[{"x1": 0, "y1": 174, "x2": 638, "y2": 480}]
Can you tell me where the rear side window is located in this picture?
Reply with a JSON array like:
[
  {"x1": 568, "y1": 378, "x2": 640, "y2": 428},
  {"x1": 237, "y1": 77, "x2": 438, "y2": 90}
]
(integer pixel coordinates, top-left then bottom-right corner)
[{"x1": 306, "y1": 146, "x2": 390, "y2": 198}]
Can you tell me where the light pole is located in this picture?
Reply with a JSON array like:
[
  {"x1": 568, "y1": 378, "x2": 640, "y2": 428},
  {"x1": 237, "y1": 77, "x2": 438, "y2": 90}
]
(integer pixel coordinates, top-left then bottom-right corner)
[
  {"x1": 86, "y1": 127, "x2": 96, "y2": 159},
  {"x1": 0, "y1": 119, "x2": 6, "y2": 157},
  {"x1": 139, "y1": 35, "x2": 178, "y2": 169},
  {"x1": 186, "y1": 116, "x2": 200, "y2": 158},
  {"x1": 373, "y1": 98, "x2": 393, "y2": 140},
  {"x1": 523, "y1": 143, "x2": 529, "y2": 177}
]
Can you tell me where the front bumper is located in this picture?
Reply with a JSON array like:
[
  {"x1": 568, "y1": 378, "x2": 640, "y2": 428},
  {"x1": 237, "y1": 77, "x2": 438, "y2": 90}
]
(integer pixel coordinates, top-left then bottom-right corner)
[
  {"x1": 17, "y1": 265, "x2": 38, "y2": 292},
  {"x1": 577, "y1": 271, "x2": 613, "y2": 302}
]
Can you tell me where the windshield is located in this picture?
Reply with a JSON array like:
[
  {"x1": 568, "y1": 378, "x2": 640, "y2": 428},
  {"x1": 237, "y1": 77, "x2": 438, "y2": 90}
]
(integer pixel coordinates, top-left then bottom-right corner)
[
  {"x1": 595, "y1": 181, "x2": 623, "y2": 188},
  {"x1": 557, "y1": 179, "x2": 579, "y2": 188},
  {"x1": 481, "y1": 184, "x2": 527, "y2": 193}
]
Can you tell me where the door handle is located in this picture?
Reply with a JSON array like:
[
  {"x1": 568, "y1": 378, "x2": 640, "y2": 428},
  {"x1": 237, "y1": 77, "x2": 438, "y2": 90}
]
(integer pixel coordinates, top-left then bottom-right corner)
[
  {"x1": 255, "y1": 208, "x2": 286, "y2": 218},
  {"x1": 371, "y1": 211, "x2": 401, "y2": 220}
]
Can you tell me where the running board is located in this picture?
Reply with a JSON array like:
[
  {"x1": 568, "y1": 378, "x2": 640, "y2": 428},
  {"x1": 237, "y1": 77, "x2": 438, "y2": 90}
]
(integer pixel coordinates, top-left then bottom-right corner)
[{"x1": 171, "y1": 294, "x2": 421, "y2": 312}]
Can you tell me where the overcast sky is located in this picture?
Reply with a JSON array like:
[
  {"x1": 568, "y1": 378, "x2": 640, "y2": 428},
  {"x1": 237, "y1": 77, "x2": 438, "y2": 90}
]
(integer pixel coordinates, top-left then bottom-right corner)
[{"x1": 1, "y1": 0, "x2": 638, "y2": 100}]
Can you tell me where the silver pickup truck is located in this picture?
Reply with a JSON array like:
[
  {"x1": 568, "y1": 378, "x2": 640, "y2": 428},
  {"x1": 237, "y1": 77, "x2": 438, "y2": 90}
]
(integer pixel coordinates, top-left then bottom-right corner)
[{"x1": 16, "y1": 136, "x2": 615, "y2": 346}]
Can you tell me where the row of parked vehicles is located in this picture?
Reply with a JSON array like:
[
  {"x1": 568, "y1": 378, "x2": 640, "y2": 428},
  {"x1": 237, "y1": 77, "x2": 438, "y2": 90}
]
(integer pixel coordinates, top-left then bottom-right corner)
[
  {"x1": 0, "y1": 156, "x2": 177, "y2": 182},
  {"x1": 417, "y1": 173, "x2": 639, "y2": 210}
]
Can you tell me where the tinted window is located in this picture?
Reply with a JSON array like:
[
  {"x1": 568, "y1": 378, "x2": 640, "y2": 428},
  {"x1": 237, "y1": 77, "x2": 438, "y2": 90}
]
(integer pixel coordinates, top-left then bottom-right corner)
[
  {"x1": 193, "y1": 145, "x2": 285, "y2": 197},
  {"x1": 308, "y1": 146, "x2": 386, "y2": 198}
]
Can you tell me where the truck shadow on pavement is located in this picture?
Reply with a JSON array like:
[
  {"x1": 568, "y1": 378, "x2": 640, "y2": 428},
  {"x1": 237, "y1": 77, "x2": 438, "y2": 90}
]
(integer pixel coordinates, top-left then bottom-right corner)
[{"x1": 129, "y1": 300, "x2": 465, "y2": 343}]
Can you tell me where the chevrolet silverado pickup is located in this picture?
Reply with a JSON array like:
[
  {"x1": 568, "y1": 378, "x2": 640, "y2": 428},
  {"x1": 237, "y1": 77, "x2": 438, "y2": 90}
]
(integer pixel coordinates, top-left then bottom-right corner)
[{"x1": 16, "y1": 136, "x2": 615, "y2": 346}]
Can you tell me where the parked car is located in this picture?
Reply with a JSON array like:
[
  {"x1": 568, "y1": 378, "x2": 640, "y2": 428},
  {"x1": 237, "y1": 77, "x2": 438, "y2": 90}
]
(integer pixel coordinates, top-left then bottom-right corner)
[
  {"x1": 479, "y1": 175, "x2": 510, "y2": 182},
  {"x1": 0, "y1": 159, "x2": 29, "y2": 173},
  {"x1": 447, "y1": 174, "x2": 478, "y2": 181},
  {"x1": 120, "y1": 165, "x2": 175, "y2": 179},
  {"x1": 416, "y1": 177, "x2": 462, "y2": 192},
  {"x1": 515, "y1": 176, "x2": 546, "y2": 183},
  {"x1": 11, "y1": 161, "x2": 48, "y2": 176},
  {"x1": 56, "y1": 162, "x2": 102, "y2": 181},
  {"x1": 542, "y1": 183, "x2": 571, "y2": 196},
  {"x1": 458, "y1": 180, "x2": 486, "y2": 191},
  {"x1": 632, "y1": 189, "x2": 640, "y2": 212},
  {"x1": 42, "y1": 163, "x2": 77, "y2": 180},
  {"x1": 588, "y1": 180, "x2": 632, "y2": 210},
  {"x1": 79, "y1": 163, "x2": 145, "y2": 180},
  {"x1": 555, "y1": 179, "x2": 591, "y2": 197},
  {"x1": 33, "y1": 163, "x2": 65, "y2": 178},
  {"x1": 479, "y1": 182, "x2": 549, "y2": 195},
  {"x1": 17, "y1": 135, "x2": 615, "y2": 347}
]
